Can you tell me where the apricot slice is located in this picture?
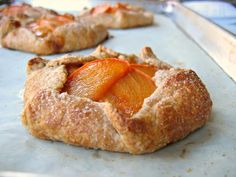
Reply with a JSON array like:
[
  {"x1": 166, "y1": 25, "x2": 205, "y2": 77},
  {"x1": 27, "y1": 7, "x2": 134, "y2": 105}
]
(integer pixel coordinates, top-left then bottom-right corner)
[
  {"x1": 28, "y1": 15, "x2": 74, "y2": 37},
  {"x1": 101, "y1": 68, "x2": 156, "y2": 116},
  {"x1": 91, "y1": 4, "x2": 112, "y2": 14},
  {"x1": 63, "y1": 58, "x2": 130, "y2": 100},
  {"x1": 131, "y1": 64, "x2": 157, "y2": 77},
  {"x1": 91, "y1": 3, "x2": 132, "y2": 15}
]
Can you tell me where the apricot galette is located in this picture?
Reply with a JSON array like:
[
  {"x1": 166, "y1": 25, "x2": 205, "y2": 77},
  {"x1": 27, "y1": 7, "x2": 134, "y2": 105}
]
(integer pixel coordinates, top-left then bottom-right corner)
[
  {"x1": 77, "y1": 3, "x2": 154, "y2": 29},
  {"x1": 0, "y1": 4, "x2": 108, "y2": 55},
  {"x1": 22, "y1": 46, "x2": 212, "y2": 154}
]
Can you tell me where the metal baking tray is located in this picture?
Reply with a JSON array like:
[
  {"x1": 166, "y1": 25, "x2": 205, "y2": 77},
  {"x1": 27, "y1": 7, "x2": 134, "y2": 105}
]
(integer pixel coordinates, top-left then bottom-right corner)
[{"x1": 0, "y1": 1, "x2": 236, "y2": 177}]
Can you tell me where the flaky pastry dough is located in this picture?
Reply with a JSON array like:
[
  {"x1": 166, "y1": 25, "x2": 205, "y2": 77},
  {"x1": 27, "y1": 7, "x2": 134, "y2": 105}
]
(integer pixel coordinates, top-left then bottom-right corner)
[
  {"x1": 0, "y1": 4, "x2": 108, "y2": 55},
  {"x1": 22, "y1": 46, "x2": 212, "y2": 154},
  {"x1": 77, "y1": 3, "x2": 154, "y2": 29}
]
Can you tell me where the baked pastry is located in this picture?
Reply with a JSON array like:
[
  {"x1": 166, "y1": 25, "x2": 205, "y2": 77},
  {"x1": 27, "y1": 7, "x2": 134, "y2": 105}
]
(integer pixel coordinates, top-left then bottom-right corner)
[
  {"x1": 77, "y1": 3, "x2": 154, "y2": 29},
  {"x1": 0, "y1": 3, "x2": 57, "y2": 25},
  {"x1": 0, "y1": 4, "x2": 108, "y2": 55},
  {"x1": 22, "y1": 46, "x2": 212, "y2": 154}
]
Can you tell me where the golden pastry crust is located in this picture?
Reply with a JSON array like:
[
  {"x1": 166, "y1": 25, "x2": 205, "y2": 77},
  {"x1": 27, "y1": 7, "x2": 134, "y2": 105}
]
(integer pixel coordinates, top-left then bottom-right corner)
[
  {"x1": 0, "y1": 3, "x2": 56, "y2": 45},
  {"x1": 1, "y1": 21, "x2": 108, "y2": 55},
  {"x1": 0, "y1": 4, "x2": 108, "y2": 55},
  {"x1": 22, "y1": 46, "x2": 212, "y2": 154},
  {"x1": 77, "y1": 3, "x2": 154, "y2": 29}
]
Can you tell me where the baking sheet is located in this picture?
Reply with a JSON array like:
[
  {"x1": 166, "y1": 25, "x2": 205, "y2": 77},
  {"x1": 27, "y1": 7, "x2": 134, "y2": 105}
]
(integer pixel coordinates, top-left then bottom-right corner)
[{"x1": 0, "y1": 13, "x2": 236, "y2": 177}]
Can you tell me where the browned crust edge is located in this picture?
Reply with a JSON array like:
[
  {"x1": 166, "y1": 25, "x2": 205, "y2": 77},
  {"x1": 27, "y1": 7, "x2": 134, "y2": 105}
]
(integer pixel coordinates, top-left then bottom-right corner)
[
  {"x1": 77, "y1": 6, "x2": 154, "y2": 29},
  {"x1": 0, "y1": 17, "x2": 108, "y2": 55},
  {"x1": 22, "y1": 46, "x2": 212, "y2": 154}
]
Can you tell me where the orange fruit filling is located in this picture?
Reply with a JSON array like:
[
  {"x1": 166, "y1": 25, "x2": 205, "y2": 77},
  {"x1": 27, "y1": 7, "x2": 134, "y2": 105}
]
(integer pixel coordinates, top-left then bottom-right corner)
[
  {"x1": 131, "y1": 64, "x2": 157, "y2": 77},
  {"x1": 63, "y1": 58, "x2": 130, "y2": 101},
  {"x1": 63, "y1": 58, "x2": 157, "y2": 116},
  {"x1": 28, "y1": 14, "x2": 74, "y2": 37},
  {"x1": 102, "y1": 68, "x2": 156, "y2": 116},
  {"x1": 91, "y1": 3, "x2": 133, "y2": 15}
]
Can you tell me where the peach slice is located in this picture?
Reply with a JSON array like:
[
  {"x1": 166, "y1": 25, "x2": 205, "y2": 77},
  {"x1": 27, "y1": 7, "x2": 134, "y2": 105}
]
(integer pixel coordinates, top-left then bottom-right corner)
[
  {"x1": 91, "y1": 4, "x2": 112, "y2": 14},
  {"x1": 91, "y1": 3, "x2": 132, "y2": 15},
  {"x1": 63, "y1": 58, "x2": 130, "y2": 100},
  {"x1": 101, "y1": 68, "x2": 156, "y2": 116},
  {"x1": 131, "y1": 64, "x2": 157, "y2": 77},
  {"x1": 28, "y1": 14, "x2": 74, "y2": 37}
]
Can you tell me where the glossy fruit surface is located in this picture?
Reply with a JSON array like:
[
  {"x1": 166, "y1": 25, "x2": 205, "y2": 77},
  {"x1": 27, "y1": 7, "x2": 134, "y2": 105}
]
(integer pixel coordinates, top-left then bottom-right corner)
[
  {"x1": 102, "y1": 68, "x2": 156, "y2": 116},
  {"x1": 131, "y1": 64, "x2": 157, "y2": 77},
  {"x1": 64, "y1": 58, "x2": 130, "y2": 101}
]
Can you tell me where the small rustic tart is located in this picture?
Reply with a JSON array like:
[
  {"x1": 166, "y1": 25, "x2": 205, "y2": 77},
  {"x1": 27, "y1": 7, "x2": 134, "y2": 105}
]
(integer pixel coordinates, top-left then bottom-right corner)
[
  {"x1": 77, "y1": 3, "x2": 154, "y2": 29},
  {"x1": 0, "y1": 5, "x2": 108, "y2": 55},
  {"x1": 22, "y1": 46, "x2": 212, "y2": 154},
  {"x1": 0, "y1": 3, "x2": 57, "y2": 25}
]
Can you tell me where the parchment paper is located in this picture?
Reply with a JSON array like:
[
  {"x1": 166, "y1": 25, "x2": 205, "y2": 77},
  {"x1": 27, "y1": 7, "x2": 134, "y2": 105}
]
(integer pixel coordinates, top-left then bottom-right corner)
[{"x1": 0, "y1": 14, "x2": 236, "y2": 177}]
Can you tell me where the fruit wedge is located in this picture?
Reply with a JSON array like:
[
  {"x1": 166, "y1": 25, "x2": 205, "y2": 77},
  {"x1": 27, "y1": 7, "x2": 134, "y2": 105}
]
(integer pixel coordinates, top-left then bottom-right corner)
[
  {"x1": 28, "y1": 14, "x2": 74, "y2": 37},
  {"x1": 63, "y1": 58, "x2": 130, "y2": 100},
  {"x1": 131, "y1": 64, "x2": 157, "y2": 77},
  {"x1": 101, "y1": 68, "x2": 156, "y2": 116},
  {"x1": 91, "y1": 3, "x2": 129, "y2": 15},
  {"x1": 91, "y1": 4, "x2": 112, "y2": 14}
]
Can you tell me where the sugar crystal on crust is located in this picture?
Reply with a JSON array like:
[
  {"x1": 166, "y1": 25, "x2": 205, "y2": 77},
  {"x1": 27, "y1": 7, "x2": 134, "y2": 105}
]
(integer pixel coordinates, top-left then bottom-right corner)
[{"x1": 22, "y1": 46, "x2": 212, "y2": 154}]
